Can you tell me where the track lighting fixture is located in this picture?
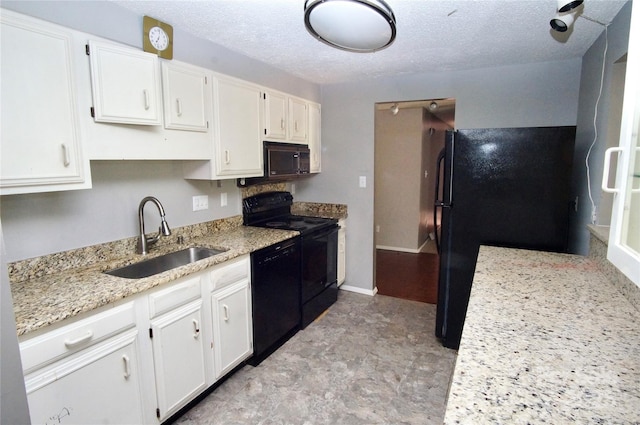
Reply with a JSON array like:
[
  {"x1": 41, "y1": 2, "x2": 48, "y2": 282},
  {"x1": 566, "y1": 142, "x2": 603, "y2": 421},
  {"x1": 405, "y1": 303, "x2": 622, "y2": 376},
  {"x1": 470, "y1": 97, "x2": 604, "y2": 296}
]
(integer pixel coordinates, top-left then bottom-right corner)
[{"x1": 550, "y1": 0, "x2": 584, "y2": 32}]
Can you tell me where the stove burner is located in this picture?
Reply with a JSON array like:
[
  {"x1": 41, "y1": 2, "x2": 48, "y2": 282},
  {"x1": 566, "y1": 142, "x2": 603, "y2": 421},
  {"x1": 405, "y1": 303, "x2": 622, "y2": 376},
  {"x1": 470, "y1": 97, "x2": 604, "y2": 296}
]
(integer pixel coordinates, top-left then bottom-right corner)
[
  {"x1": 289, "y1": 224, "x2": 306, "y2": 231},
  {"x1": 304, "y1": 217, "x2": 327, "y2": 224},
  {"x1": 290, "y1": 216, "x2": 305, "y2": 222},
  {"x1": 266, "y1": 221, "x2": 288, "y2": 228}
]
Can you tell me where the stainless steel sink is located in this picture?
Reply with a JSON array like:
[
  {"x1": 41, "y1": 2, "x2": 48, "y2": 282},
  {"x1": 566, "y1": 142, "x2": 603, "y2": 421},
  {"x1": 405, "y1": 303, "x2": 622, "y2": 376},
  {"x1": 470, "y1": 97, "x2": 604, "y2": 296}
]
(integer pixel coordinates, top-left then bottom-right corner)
[{"x1": 105, "y1": 247, "x2": 227, "y2": 279}]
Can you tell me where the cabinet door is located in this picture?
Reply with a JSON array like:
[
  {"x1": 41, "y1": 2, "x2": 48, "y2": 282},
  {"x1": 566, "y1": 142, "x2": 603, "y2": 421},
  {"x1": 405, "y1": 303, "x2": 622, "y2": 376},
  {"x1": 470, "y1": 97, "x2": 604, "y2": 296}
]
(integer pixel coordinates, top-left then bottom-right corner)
[
  {"x1": 308, "y1": 102, "x2": 322, "y2": 173},
  {"x1": 162, "y1": 61, "x2": 209, "y2": 132},
  {"x1": 264, "y1": 91, "x2": 288, "y2": 140},
  {"x1": 0, "y1": 11, "x2": 89, "y2": 195},
  {"x1": 88, "y1": 40, "x2": 162, "y2": 125},
  {"x1": 214, "y1": 75, "x2": 263, "y2": 176},
  {"x1": 211, "y1": 280, "x2": 252, "y2": 379},
  {"x1": 606, "y1": 2, "x2": 640, "y2": 287},
  {"x1": 289, "y1": 97, "x2": 308, "y2": 144},
  {"x1": 25, "y1": 330, "x2": 145, "y2": 425},
  {"x1": 150, "y1": 300, "x2": 207, "y2": 421}
]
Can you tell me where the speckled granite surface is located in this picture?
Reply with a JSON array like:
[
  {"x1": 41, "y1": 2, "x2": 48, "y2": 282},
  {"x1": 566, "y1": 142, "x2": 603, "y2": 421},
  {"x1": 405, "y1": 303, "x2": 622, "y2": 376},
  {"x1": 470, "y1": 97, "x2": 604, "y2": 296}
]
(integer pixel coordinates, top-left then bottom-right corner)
[
  {"x1": 443, "y1": 246, "x2": 640, "y2": 424},
  {"x1": 587, "y1": 225, "x2": 640, "y2": 311},
  {"x1": 292, "y1": 202, "x2": 348, "y2": 220},
  {"x1": 9, "y1": 217, "x2": 298, "y2": 337}
]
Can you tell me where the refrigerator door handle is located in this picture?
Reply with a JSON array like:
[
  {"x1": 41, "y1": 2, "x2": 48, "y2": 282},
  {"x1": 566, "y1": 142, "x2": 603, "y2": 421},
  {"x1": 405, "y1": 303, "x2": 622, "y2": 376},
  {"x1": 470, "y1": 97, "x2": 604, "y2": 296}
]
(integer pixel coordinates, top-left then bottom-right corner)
[{"x1": 434, "y1": 148, "x2": 446, "y2": 253}]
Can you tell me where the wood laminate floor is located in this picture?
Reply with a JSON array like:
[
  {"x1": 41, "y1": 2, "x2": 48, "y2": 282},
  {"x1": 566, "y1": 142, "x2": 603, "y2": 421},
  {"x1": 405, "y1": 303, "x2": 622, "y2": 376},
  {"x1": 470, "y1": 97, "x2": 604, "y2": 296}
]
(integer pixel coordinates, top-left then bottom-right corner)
[{"x1": 375, "y1": 245, "x2": 440, "y2": 305}]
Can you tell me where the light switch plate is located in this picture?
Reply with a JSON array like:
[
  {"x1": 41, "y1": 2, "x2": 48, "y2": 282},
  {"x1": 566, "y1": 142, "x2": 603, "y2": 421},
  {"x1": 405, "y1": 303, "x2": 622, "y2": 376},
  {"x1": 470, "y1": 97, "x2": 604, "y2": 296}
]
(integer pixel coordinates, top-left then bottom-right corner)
[
  {"x1": 220, "y1": 192, "x2": 228, "y2": 207},
  {"x1": 359, "y1": 176, "x2": 366, "y2": 188}
]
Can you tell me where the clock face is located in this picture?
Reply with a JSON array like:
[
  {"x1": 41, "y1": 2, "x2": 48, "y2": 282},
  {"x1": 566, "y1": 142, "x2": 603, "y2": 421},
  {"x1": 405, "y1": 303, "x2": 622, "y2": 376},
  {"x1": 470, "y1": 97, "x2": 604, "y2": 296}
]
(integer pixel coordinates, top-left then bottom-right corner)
[{"x1": 149, "y1": 26, "x2": 169, "y2": 51}]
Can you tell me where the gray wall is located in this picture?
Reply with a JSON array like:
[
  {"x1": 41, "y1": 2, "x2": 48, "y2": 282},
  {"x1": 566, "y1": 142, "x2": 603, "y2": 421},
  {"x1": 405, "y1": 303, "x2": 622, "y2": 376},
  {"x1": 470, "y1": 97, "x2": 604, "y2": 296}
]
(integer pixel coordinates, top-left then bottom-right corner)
[
  {"x1": 295, "y1": 58, "x2": 584, "y2": 292},
  {"x1": 570, "y1": 1, "x2": 633, "y2": 254}
]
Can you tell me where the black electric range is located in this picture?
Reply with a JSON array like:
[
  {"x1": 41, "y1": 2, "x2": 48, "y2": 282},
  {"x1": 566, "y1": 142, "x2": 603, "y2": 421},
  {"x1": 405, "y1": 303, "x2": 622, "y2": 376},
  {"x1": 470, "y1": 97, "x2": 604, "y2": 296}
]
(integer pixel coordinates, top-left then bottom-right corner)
[{"x1": 243, "y1": 191, "x2": 339, "y2": 330}]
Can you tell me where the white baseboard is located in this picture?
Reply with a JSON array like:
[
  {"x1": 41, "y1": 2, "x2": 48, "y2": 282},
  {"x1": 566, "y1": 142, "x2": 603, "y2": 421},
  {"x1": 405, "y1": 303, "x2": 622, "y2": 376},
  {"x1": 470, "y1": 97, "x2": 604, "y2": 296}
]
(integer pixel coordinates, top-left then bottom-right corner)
[{"x1": 339, "y1": 284, "x2": 378, "y2": 297}]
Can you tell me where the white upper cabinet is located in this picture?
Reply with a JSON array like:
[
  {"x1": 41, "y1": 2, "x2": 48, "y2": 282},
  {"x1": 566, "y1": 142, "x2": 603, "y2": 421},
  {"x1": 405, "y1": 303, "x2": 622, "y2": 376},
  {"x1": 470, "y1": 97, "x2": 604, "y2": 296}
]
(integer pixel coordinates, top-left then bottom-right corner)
[
  {"x1": 289, "y1": 96, "x2": 308, "y2": 143},
  {"x1": 263, "y1": 90, "x2": 308, "y2": 145},
  {"x1": 264, "y1": 90, "x2": 288, "y2": 140},
  {"x1": 308, "y1": 101, "x2": 322, "y2": 173},
  {"x1": 605, "y1": 2, "x2": 640, "y2": 287},
  {"x1": 0, "y1": 10, "x2": 91, "y2": 195},
  {"x1": 184, "y1": 73, "x2": 263, "y2": 179},
  {"x1": 87, "y1": 40, "x2": 162, "y2": 125},
  {"x1": 161, "y1": 61, "x2": 210, "y2": 132}
]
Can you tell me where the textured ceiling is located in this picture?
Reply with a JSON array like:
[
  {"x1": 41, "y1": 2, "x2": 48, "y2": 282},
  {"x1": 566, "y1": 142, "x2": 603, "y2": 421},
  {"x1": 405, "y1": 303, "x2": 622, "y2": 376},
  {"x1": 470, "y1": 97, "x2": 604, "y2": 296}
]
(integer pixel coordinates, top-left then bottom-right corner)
[{"x1": 112, "y1": 0, "x2": 629, "y2": 85}]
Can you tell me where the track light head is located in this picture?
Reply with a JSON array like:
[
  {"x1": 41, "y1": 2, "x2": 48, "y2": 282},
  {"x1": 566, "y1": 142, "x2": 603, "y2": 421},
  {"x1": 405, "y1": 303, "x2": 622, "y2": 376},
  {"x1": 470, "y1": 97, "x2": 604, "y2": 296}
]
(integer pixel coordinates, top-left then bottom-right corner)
[
  {"x1": 557, "y1": 0, "x2": 584, "y2": 13},
  {"x1": 550, "y1": 12, "x2": 576, "y2": 32}
]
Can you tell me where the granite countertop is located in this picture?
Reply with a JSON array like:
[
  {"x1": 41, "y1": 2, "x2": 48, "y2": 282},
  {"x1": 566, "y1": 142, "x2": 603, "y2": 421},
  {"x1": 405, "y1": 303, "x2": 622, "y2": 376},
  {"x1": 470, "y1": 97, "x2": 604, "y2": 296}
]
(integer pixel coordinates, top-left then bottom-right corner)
[
  {"x1": 10, "y1": 220, "x2": 298, "y2": 337},
  {"x1": 444, "y1": 246, "x2": 640, "y2": 424},
  {"x1": 292, "y1": 201, "x2": 348, "y2": 220}
]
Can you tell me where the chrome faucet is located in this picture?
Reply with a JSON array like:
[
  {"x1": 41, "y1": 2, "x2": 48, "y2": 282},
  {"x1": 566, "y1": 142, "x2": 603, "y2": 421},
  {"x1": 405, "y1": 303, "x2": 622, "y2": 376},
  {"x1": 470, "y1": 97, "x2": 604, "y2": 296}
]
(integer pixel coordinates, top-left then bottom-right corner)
[{"x1": 137, "y1": 196, "x2": 172, "y2": 255}]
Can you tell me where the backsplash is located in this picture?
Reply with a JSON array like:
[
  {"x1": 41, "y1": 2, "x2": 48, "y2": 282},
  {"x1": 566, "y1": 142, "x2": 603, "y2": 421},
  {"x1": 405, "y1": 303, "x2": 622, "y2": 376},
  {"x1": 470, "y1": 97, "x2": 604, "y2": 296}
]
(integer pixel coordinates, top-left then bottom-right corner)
[
  {"x1": 8, "y1": 216, "x2": 242, "y2": 284},
  {"x1": 588, "y1": 225, "x2": 640, "y2": 311}
]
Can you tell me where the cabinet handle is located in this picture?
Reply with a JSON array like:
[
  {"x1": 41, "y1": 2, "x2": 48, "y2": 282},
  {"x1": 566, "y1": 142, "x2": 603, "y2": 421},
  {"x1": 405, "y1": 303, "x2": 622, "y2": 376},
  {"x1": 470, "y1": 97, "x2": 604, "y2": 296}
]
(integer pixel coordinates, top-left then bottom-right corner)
[
  {"x1": 192, "y1": 319, "x2": 200, "y2": 338},
  {"x1": 64, "y1": 330, "x2": 93, "y2": 348},
  {"x1": 224, "y1": 150, "x2": 231, "y2": 165},
  {"x1": 602, "y1": 147, "x2": 623, "y2": 193},
  {"x1": 176, "y1": 98, "x2": 182, "y2": 116},
  {"x1": 223, "y1": 304, "x2": 229, "y2": 322},
  {"x1": 280, "y1": 118, "x2": 285, "y2": 130},
  {"x1": 294, "y1": 121, "x2": 298, "y2": 132},
  {"x1": 143, "y1": 89, "x2": 150, "y2": 110},
  {"x1": 122, "y1": 355, "x2": 131, "y2": 380},
  {"x1": 61, "y1": 144, "x2": 71, "y2": 167}
]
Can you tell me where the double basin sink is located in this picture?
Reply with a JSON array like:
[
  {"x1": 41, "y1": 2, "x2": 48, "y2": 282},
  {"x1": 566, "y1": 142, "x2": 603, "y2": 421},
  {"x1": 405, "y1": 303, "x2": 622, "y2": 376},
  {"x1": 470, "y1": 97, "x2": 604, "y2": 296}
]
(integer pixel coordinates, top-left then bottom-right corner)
[{"x1": 105, "y1": 246, "x2": 227, "y2": 279}]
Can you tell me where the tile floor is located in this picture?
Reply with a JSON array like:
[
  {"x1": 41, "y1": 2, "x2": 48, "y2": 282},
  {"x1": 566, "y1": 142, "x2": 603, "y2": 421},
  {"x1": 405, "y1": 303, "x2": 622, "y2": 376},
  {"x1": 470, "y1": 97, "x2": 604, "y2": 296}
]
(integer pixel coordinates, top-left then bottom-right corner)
[{"x1": 174, "y1": 291, "x2": 457, "y2": 425}]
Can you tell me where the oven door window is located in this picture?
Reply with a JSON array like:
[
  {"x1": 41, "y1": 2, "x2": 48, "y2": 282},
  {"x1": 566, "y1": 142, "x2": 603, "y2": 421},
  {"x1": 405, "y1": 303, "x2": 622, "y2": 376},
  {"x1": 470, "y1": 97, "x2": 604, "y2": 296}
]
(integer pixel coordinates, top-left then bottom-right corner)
[{"x1": 301, "y1": 227, "x2": 338, "y2": 302}]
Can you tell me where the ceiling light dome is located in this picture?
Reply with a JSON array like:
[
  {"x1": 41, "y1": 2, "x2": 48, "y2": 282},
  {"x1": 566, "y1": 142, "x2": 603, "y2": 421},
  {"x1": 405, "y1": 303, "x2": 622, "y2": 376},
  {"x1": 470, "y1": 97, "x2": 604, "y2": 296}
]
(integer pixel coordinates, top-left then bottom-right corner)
[{"x1": 304, "y1": 0, "x2": 397, "y2": 53}]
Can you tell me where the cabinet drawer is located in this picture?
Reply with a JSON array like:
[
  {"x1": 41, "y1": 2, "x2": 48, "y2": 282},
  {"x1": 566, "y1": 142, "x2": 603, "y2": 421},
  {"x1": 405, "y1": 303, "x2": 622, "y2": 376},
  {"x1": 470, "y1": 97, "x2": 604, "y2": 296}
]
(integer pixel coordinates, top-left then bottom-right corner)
[
  {"x1": 149, "y1": 274, "x2": 202, "y2": 319},
  {"x1": 209, "y1": 255, "x2": 249, "y2": 291},
  {"x1": 20, "y1": 301, "x2": 136, "y2": 373}
]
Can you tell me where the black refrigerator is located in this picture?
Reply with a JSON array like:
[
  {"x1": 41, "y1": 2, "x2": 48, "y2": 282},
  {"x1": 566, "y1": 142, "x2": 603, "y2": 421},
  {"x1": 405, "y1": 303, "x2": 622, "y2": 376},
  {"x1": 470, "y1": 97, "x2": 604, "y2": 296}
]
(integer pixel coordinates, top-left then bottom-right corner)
[{"x1": 434, "y1": 127, "x2": 576, "y2": 349}]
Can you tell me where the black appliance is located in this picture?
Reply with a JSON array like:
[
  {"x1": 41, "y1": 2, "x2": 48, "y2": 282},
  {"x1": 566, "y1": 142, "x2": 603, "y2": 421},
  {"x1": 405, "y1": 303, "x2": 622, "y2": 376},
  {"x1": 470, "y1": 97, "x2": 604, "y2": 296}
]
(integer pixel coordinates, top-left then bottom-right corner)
[
  {"x1": 434, "y1": 127, "x2": 576, "y2": 349},
  {"x1": 237, "y1": 142, "x2": 311, "y2": 187},
  {"x1": 265, "y1": 142, "x2": 310, "y2": 178},
  {"x1": 247, "y1": 237, "x2": 301, "y2": 366},
  {"x1": 243, "y1": 191, "x2": 339, "y2": 330}
]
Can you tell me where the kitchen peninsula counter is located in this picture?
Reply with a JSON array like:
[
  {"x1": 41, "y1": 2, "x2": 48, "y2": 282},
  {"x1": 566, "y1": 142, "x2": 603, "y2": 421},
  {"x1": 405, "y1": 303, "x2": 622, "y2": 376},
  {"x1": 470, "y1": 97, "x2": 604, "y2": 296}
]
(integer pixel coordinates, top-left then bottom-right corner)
[
  {"x1": 9, "y1": 217, "x2": 298, "y2": 337},
  {"x1": 444, "y1": 246, "x2": 640, "y2": 424}
]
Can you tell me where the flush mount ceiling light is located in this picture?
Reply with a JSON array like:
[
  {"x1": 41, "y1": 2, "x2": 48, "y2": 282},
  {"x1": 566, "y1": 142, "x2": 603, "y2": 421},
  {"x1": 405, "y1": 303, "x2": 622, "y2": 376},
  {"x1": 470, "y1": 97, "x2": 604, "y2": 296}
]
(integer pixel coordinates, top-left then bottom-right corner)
[
  {"x1": 550, "y1": 0, "x2": 584, "y2": 32},
  {"x1": 390, "y1": 103, "x2": 399, "y2": 115},
  {"x1": 304, "y1": 0, "x2": 397, "y2": 53},
  {"x1": 429, "y1": 101, "x2": 438, "y2": 110}
]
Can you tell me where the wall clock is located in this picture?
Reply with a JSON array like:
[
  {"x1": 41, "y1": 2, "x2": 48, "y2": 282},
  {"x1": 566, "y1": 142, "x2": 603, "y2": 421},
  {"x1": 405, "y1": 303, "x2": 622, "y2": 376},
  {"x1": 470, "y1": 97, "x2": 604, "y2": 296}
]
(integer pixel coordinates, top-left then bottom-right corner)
[{"x1": 143, "y1": 15, "x2": 173, "y2": 59}]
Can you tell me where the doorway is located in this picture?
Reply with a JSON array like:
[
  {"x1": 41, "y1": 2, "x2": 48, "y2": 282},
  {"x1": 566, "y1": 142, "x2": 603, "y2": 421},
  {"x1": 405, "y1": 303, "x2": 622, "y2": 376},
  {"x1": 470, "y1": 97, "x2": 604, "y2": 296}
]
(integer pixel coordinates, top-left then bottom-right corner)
[{"x1": 373, "y1": 98, "x2": 455, "y2": 304}]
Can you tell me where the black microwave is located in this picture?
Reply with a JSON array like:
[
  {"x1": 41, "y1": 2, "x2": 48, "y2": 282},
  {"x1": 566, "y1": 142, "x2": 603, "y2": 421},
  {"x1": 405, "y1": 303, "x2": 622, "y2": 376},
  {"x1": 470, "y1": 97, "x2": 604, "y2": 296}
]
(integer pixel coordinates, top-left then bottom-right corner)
[{"x1": 265, "y1": 142, "x2": 310, "y2": 177}]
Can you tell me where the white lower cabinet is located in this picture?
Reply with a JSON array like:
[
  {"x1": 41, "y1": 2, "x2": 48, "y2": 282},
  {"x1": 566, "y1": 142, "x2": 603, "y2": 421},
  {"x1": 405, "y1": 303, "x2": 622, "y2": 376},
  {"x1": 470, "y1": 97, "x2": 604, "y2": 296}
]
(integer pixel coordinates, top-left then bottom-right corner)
[
  {"x1": 150, "y1": 300, "x2": 207, "y2": 421},
  {"x1": 211, "y1": 280, "x2": 252, "y2": 379},
  {"x1": 25, "y1": 330, "x2": 145, "y2": 425},
  {"x1": 20, "y1": 301, "x2": 147, "y2": 424},
  {"x1": 338, "y1": 219, "x2": 346, "y2": 286},
  {"x1": 20, "y1": 257, "x2": 253, "y2": 424}
]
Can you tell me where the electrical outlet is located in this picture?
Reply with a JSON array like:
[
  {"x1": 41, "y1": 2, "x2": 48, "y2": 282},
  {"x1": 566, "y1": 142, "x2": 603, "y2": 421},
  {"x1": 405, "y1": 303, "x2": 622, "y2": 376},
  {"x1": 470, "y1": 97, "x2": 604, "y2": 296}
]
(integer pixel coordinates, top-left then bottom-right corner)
[
  {"x1": 192, "y1": 195, "x2": 208, "y2": 211},
  {"x1": 376, "y1": 225, "x2": 380, "y2": 233},
  {"x1": 220, "y1": 192, "x2": 227, "y2": 207}
]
